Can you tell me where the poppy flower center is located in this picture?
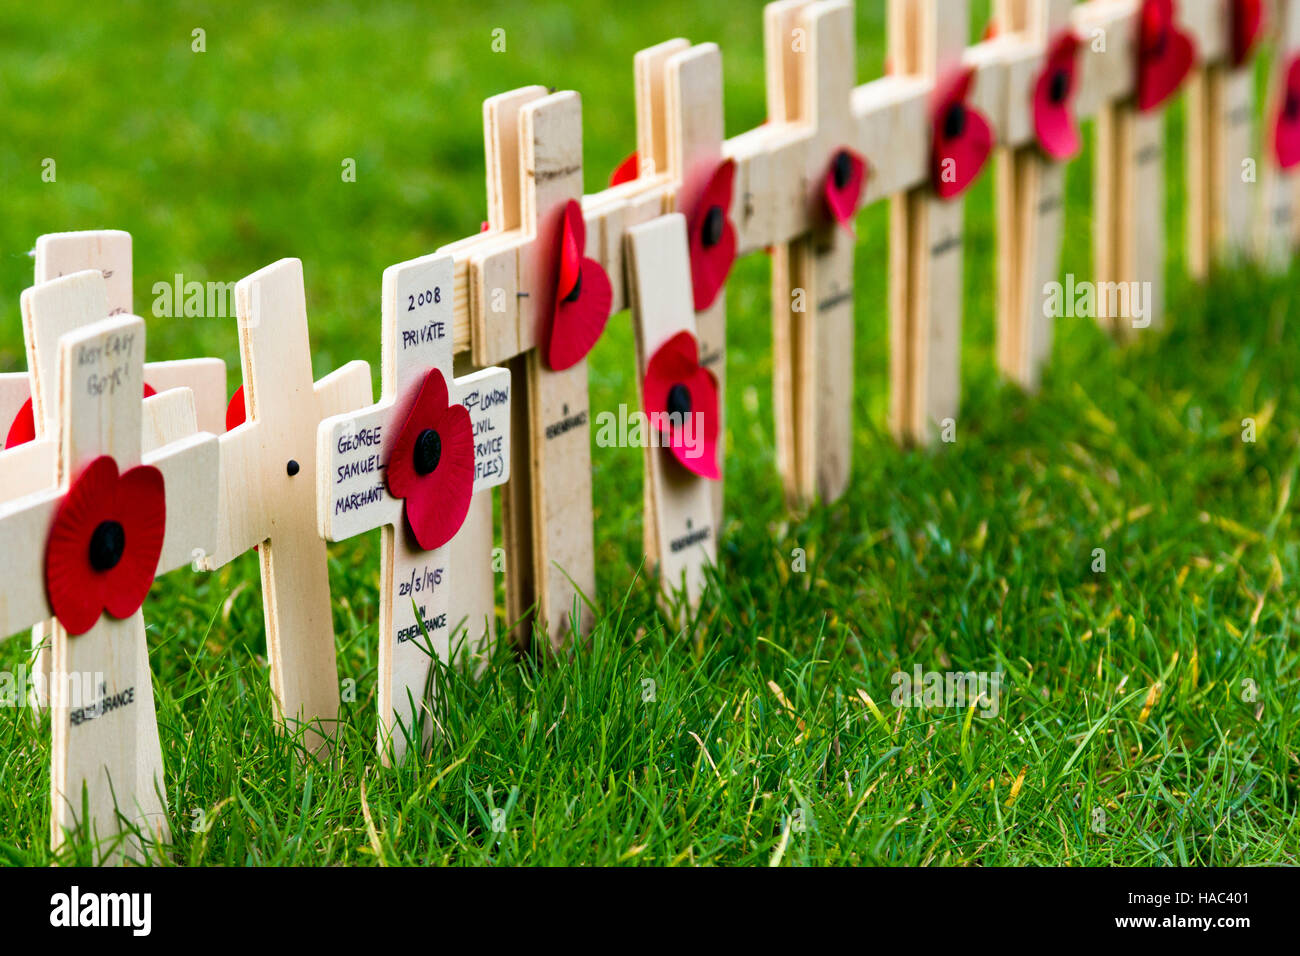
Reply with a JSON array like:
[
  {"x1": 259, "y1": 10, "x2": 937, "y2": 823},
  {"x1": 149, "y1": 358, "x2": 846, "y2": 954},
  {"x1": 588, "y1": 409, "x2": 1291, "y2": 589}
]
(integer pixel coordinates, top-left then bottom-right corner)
[
  {"x1": 667, "y1": 383, "x2": 693, "y2": 419},
  {"x1": 414, "y1": 428, "x2": 442, "y2": 476},
  {"x1": 832, "y1": 150, "x2": 853, "y2": 190},
  {"x1": 944, "y1": 102, "x2": 967, "y2": 140},
  {"x1": 88, "y1": 520, "x2": 126, "y2": 572},
  {"x1": 1143, "y1": 8, "x2": 1169, "y2": 57},
  {"x1": 563, "y1": 268, "x2": 583, "y2": 303},
  {"x1": 1049, "y1": 68, "x2": 1070, "y2": 104},
  {"x1": 1287, "y1": 90, "x2": 1300, "y2": 120},
  {"x1": 701, "y1": 206, "x2": 725, "y2": 248}
]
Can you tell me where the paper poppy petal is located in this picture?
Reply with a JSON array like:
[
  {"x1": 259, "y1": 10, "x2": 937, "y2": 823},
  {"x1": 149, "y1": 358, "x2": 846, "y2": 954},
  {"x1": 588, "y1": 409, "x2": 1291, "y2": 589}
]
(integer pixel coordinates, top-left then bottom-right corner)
[
  {"x1": 610, "y1": 152, "x2": 639, "y2": 186},
  {"x1": 1231, "y1": 0, "x2": 1264, "y2": 68},
  {"x1": 546, "y1": 199, "x2": 613, "y2": 372},
  {"x1": 1275, "y1": 58, "x2": 1300, "y2": 170},
  {"x1": 402, "y1": 403, "x2": 475, "y2": 550},
  {"x1": 824, "y1": 148, "x2": 867, "y2": 233},
  {"x1": 386, "y1": 368, "x2": 451, "y2": 502},
  {"x1": 557, "y1": 200, "x2": 584, "y2": 301},
  {"x1": 1033, "y1": 32, "x2": 1082, "y2": 161},
  {"x1": 1136, "y1": 0, "x2": 1196, "y2": 112},
  {"x1": 932, "y1": 68, "x2": 994, "y2": 199},
  {"x1": 225, "y1": 386, "x2": 247, "y2": 430},
  {"x1": 100, "y1": 465, "x2": 166, "y2": 620},
  {"x1": 5, "y1": 396, "x2": 36, "y2": 449},
  {"x1": 643, "y1": 331, "x2": 720, "y2": 481},
  {"x1": 688, "y1": 159, "x2": 738, "y2": 312}
]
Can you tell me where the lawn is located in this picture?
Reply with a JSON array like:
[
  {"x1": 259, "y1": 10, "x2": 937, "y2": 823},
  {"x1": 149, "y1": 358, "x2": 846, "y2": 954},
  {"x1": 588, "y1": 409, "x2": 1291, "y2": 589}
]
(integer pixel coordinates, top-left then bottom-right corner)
[{"x1": 0, "y1": 0, "x2": 1297, "y2": 865}]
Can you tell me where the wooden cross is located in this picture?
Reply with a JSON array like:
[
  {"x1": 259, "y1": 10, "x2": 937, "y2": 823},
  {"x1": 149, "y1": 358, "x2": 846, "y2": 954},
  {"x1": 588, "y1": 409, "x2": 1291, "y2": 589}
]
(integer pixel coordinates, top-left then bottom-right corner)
[
  {"x1": 1076, "y1": 0, "x2": 1194, "y2": 336},
  {"x1": 316, "y1": 252, "x2": 511, "y2": 763},
  {"x1": 755, "y1": 0, "x2": 857, "y2": 504},
  {"x1": 0, "y1": 312, "x2": 218, "y2": 863},
  {"x1": 436, "y1": 89, "x2": 598, "y2": 651},
  {"x1": 606, "y1": 38, "x2": 729, "y2": 522},
  {"x1": 1184, "y1": 0, "x2": 1257, "y2": 276},
  {"x1": 993, "y1": 0, "x2": 1077, "y2": 391},
  {"x1": 626, "y1": 214, "x2": 718, "y2": 607},
  {"x1": 719, "y1": 0, "x2": 1006, "y2": 454},
  {"x1": 198, "y1": 258, "x2": 373, "y2": 752},
  {"x1": 3, "y1": 270, "x2": 214, "y2": 711},
  {"x1": 1260, "y1": 0, "x2": 1300, "y2": 266},
  {"x1": 887, "y1": 0, "x2": 979, "y2": 444},
  {"x1": 30, "y1": 230, "x2": 228, "y2": 433}
]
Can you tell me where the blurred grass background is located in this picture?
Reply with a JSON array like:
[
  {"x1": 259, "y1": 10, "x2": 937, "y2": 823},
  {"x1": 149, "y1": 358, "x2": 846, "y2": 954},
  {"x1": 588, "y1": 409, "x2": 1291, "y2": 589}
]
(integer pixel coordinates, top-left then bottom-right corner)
[{"x1": 1, "y1": 0, "x2": 1298, "y2": 865}]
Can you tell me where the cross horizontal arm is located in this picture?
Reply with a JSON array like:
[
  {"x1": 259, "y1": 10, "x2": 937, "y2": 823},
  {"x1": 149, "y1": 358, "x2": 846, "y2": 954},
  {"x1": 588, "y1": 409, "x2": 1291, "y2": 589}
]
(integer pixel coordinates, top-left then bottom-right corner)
[{"x1": 0, "y1": 488, "x2": 59, "y2": 637}]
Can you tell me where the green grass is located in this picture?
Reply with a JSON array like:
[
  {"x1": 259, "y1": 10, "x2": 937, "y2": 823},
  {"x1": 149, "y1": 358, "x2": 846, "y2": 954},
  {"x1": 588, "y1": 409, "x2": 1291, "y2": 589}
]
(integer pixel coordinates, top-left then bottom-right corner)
[{"x1": 2, "y1": 0, "x2": 1299, "y2": 865}]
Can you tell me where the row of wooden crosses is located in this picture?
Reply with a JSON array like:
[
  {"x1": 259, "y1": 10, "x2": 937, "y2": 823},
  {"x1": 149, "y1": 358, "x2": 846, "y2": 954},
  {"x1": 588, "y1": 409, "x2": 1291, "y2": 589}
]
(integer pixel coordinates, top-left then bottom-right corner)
[{"x1": 1, "y1": 0, "x2": 1297, "y2": 863}]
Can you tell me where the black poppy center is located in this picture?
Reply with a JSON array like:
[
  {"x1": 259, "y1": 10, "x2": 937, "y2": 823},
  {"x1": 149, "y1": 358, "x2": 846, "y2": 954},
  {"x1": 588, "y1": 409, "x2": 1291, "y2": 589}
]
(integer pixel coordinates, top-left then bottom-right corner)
[
  {"x1": 89, "y1": 520, "x2": 126, "y2": 573},
  {"x1": 414, "y1": 428, "x2": 442, "y2": 476},
  {"x1": 1287, "y1": 91, "x2": 1300, "y2": 120},
  {"x1": 563, "y1": 268, "x2": 583, "y2": 303},
  {"x1": 1049, "y1": 68, "x2": 1070, "y2": 104},
  {"x1": 832, "y1": 150, "x2": 853, "y2": 190},
  {"x1": 944, "y1": 102, "x2": 967, "y2": 140},
  {"x1": 701, "y1": 205, "x2": 725, "y2": 248},
  {"x1": 1146, "y1": 22, "x2": 1169, "y2": 57},
  {"x1": 667, "y1": 383, "x2": 693, "y2": 419}
]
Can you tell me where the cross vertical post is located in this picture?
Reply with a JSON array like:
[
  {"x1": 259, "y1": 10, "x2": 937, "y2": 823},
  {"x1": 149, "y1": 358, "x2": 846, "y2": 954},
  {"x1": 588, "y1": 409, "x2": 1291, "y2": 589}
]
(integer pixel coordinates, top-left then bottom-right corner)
[
  {"x1": 626, "y1": 214, "x2": 719, "y2": 608},
  {"x1": 0, "y1": 309, "x2": 217, "y2": 863},
  {"x1": 199, "y1": 259, "x2": 373, "y2": 753},
  {"x1": 1260, "y1": 0, "x2": 1300, "y2": 266},
  {"x1": 994, "y1": 0, "x2": 1076, "y2": 390},
  {"x1": 762, "y1": 0, "x2": 859, "y2": 505},
  {"x1": 889, "y1": 0, "x2": 973, "y2": 444},
  {"x1": 440, "y1": 90, "x2": 600, "y2": 651},
  {"x1": 1079, "y1": 0, "x2": 1192, "y2": 336},
  {"x1": 316, "y1": 252, "x2": 510, "y2": 763},
  {"x1": 1181, "y1": 0, "x2": 1258, "y2": 276}
]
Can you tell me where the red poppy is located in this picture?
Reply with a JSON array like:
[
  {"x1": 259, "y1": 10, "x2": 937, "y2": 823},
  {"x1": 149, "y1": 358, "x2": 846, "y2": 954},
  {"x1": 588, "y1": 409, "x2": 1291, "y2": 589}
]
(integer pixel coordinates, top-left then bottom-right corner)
[
  {"x1": 610, "y1": 152, "x2": 639, "y2": 186},
  {"x1": 1033, "y1": 31, "x2": 1082, "y2": 161},
  {"x1": 44, "y1": 455, "x2": 166, "y2": 636},
  {"x1": 643, "y1": 331, "x2": 720, "y2": 481},
  {"x1": 1230, "y1": 0, "x2": 1264, "y2": 69},
  {"x1": 546, "y1": 199, "x2": 613, "y2": 372},
  {"x1": 1135, "y1": 0, "x2": 1195, "y2": 113},
  {"x1": 384, "y1": 368, "x2": 474, "y2": 551},
  {"x1": 6, "y1": 383, "x2": 156, "y2": 449},
  {"x1": 1274, "y1": 56, "x2": 1300, "y2": 170},
  {"x1": 931, "y1": 67, "x2": 994, "y2": 200},
  {"x1": 687, "y1": 159, "x2": 738, "y2": 311},
  {"x1": 823, "y1": 147, "x2": 868, "y2": 234}
]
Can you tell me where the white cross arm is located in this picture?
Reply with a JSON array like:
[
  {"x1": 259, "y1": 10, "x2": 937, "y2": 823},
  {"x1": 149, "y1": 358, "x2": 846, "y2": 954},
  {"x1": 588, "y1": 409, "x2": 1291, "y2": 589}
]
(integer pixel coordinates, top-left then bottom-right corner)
[
  {"x1": 0, "y1": 487, "x2": 60, "y2": 638},
  {"x1": 316, "y1": 365, "x2": 511, "y2": 542},
  {"x1": 141, "y1": 420, "x2": 220, "y2": 575},
  {"x1": 1, "y1": 387, "x2": 204, "y2": 504},
  {"x1": 135, "y1": 358, "x2": 228, "y2": 435},
  {"x1": 205, "y1": 358, "x2": 371, "y2": 566},
  {"x1": 453, "y1": 367, "x2": 512, "y2": 492}
]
